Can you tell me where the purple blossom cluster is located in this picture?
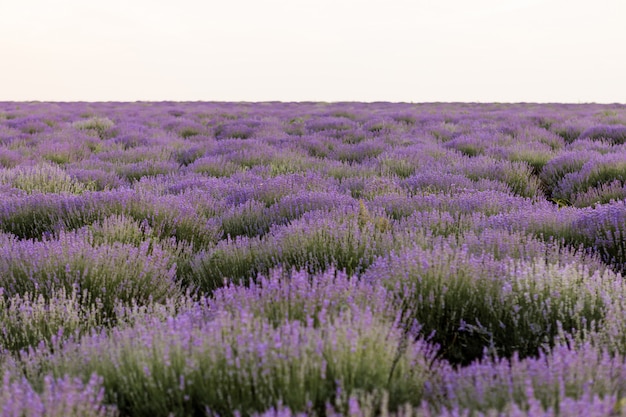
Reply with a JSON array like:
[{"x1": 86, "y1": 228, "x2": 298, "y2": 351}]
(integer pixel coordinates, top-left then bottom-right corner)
[
  {"x1": 0, "y1": 372, "x2": 116, "y2": 417},
  {"x1": 1, "y1": 101, "x2": 626, "y2": 415}
]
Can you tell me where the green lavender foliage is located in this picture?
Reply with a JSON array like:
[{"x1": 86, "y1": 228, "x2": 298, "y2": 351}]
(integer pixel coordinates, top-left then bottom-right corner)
[
  {"x1": 33, "y1": 307, "x2": 441, "y2": 417},
  {"x1": 0, "y1": 287, "x2": 100, "y2": 353},
  {"x1": 366, "y1": 245, "x2": 611, "y2": 364},
  {"x1": 0, "y1": 163, "x2": 94, "y2": 194},
  {"x1": 0, "y1": 231, "x2": 179, "y2": 320}
]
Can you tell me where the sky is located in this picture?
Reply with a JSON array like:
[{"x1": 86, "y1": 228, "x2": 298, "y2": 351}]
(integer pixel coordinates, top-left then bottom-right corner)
[{"x1": 1, "y1": 0, "x2": 625, "y2": 103}]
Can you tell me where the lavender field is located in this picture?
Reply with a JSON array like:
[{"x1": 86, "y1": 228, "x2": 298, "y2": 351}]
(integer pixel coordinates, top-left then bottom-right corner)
[{"x1": 2, "y1": 101, "x2": 626, "y2": 416}]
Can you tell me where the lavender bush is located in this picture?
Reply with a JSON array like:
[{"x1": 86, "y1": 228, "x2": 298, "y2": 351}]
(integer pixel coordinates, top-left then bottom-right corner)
[
  {"x1": 30, "y1": 306, "x2": 440, "y2": 416},
  {"x1": 0, "y1": 372, "x2": 116, "y2": 417},
  {"x1": 2, "y1": 101, "x2": 626, "y2": 416}
]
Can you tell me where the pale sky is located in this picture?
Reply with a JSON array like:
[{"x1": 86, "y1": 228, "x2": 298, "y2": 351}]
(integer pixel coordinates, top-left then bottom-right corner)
[{"x1": 1, "y1": 0, "x2": 625, "y2": 102}]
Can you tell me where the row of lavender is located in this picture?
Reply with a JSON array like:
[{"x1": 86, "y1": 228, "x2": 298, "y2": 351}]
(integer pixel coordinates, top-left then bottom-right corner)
[{"x1": 1, "y1": 101, "x2": 626, "y2": 416}]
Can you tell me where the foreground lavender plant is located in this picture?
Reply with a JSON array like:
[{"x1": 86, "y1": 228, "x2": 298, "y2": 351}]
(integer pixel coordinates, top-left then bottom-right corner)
[
  {"x1": 0, "y1": 372, "x2": 116, "y2": 417},
  {"x1": 363, "y1": 243, "x2": 619, "y2": 364},
  {"x1": 0, "y1": 230, "x2": 179, "y2": 318},
  {"x1": 0, "y1": 286, "x2": 100, "y2": 353},
  {"x1": 26, "y1": 305, "x2": 440, "y2": 417}
]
